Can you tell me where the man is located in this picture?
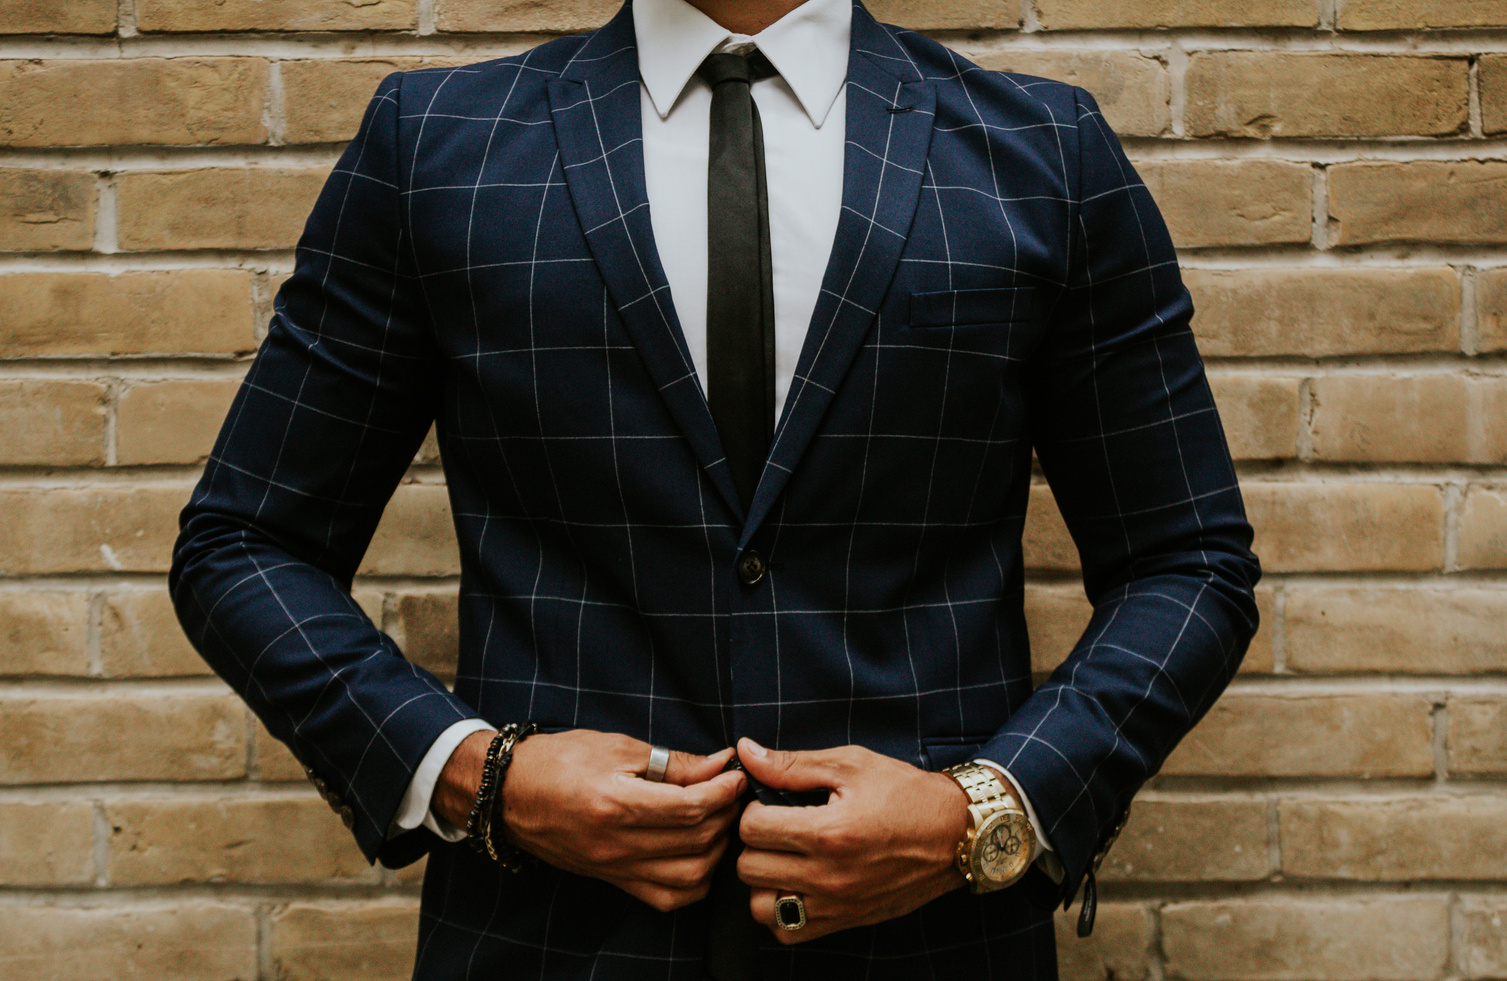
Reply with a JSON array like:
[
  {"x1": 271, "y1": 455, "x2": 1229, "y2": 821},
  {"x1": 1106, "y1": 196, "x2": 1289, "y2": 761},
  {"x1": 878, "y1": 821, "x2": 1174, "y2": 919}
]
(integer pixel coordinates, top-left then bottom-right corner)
[{"x1": 170, "y1": 0, "x2": 1260, "y2": 977}]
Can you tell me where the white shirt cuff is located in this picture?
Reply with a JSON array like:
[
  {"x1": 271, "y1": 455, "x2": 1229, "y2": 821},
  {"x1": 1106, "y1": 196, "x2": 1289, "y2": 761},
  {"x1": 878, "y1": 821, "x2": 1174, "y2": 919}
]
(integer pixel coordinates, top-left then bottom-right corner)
[
  {"x1": 389, "y1": 718, "x2": 497, "y2": 842},
  {"x1": 974, "y1": 758, "x2": 1065, "y2": 883}
]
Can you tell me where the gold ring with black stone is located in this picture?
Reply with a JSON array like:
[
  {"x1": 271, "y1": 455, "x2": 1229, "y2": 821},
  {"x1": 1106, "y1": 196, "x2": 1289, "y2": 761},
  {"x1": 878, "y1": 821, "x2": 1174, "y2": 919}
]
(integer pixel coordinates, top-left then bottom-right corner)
[{"x1": 774, "y1": 892, "x2": 806, "y2": 931}]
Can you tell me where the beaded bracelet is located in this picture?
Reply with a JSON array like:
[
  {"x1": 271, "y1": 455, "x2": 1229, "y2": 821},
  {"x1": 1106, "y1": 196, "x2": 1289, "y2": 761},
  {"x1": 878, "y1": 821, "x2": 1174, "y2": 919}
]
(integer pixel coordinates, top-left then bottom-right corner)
[
  {"x1": 465, "y1": 722, "x2": 537, "y2": 870},
  {"x1": 463, "y1": 730, "x2": 512, "y2": 845}
]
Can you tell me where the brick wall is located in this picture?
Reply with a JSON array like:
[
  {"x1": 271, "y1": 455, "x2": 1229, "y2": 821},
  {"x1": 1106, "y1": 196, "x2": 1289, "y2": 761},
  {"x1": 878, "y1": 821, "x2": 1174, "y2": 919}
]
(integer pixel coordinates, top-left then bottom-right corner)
[{"x1": 1, "y1": 1, "x2": 1503, "y2": 977}]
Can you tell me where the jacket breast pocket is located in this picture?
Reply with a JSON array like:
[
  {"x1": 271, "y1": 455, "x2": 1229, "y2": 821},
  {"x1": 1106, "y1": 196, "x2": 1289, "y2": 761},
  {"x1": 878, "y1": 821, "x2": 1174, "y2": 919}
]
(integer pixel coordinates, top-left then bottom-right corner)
[{"x1": 908, "y1": 287, "x2": 1034, "y2": 329}]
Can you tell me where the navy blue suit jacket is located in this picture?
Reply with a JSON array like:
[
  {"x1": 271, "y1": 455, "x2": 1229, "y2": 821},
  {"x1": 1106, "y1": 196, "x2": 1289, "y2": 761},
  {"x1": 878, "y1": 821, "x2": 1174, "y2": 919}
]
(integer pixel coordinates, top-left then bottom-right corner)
[{"x1": 171, "y1": 3, "x2": 1260, "y2": 977}]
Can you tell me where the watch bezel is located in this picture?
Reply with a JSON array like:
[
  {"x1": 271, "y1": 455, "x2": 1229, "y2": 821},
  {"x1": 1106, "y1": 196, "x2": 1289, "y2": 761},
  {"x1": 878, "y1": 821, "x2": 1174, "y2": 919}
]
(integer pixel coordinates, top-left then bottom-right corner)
[{"x1": 966, "y1": 805, "x2": 1034, "y2": 891}]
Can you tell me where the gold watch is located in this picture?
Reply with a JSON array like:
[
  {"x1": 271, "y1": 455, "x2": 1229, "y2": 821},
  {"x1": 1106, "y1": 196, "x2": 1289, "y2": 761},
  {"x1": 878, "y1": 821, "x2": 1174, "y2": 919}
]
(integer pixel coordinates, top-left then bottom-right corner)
[{"x1": 943, "y1": 762, "x2": 1036, "y2": 893}]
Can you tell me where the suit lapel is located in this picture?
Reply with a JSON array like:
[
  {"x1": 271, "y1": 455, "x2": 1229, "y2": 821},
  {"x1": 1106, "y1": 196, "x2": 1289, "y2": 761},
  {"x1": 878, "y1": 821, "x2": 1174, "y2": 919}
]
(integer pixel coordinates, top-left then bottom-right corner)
[
  {"x1": 548, "y1": 5, "x2": 745, "y2": 519},
  {"x1": 742, "y1": 6, "x2": 935, "y2": 541}
]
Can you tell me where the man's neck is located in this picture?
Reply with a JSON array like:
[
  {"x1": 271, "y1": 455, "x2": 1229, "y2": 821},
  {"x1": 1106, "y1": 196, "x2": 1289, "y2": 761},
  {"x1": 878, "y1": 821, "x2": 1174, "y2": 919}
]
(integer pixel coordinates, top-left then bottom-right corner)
[{"x1": 682, "y1": 0, "x2": 808, "y2": 35}]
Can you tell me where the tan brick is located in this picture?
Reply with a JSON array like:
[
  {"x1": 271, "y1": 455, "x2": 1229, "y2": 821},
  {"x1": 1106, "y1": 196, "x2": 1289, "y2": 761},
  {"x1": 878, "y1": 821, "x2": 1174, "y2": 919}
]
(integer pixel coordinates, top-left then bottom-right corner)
[
  {"x1": 1187, "y1": 268, "x2": 1460, "y2": 358},
  {"x1": 109, "y1": 796, "x2": 371, "y2": 885},
  {"x1": 100, "y1": 590, "x2": 212, "y2": 678},
  {"x1": 0, "y1": 694, "x2": 246, "y2": 784},
  {"x1": 867, "y1": 0, "x2": 1022, "y2": 30},
  {"x1": 390, "y1": 589, "x2": 460, "y2": 680},
  {"x1": 1188, "y1": 53, "x2": 1466, "y2": 139},
  {"x1": 2, "y1": 0, "x2": 118, "y2": 33},
  {"x1": 1246, "y1": 586, "x2": 1276, "y2": 673},
  {"x1": 1025, "y1": 583, "x2": 1273, "y2": 674},
  {"x1": 1024, "y1": 584, "x2": 1091, "y2": 673},
  {"x1": 1055, "y1": 903, "x2": 1153, "y2": 981},
  {"x1": 1451, "y1": 698, "x2": 1507, "y2": 776},
  {"x1": 0, "y1": 484, "x2": 188, "y2": 575},
  {"x1": 254, "y1": 718, "x2": 312, "y2": 782},
  {"x1": 1101, "y1": 797, "x2": 1270, "y2": 881},
  {"x1": 1242, "y1": 481, "x2": 1444, "y2": 573},
  {"x1": 1037, "y1": 0, "x2": 1314, "y2": 28},
  {"x1": 359, "y1": 483, "x2": 460, "y2": 577},
  {"x1": 1022, "y1": 483, "x2": 1076, "y2": 572},
  {"x1": 0, "y1": 270, "x2": 258, "y2": 357},
  {"x1": 136, "y1": 0, "x2": 416, "y2": 32},
  {"x1": 1330, "y1": 162, "x2": 1507, "y2": 246},
  {"x1": 1340, "y1": 0, "x2": 1507, "y2": 29},
  {"x1": 1136, "y1": 159, "x2": 1312, "y2": 249},
  {"x1": 1482, "y1": 268, "x2": 1507, "y2": 354},
  {"x1": 1163, "y1": 694, "x2": 1435, "y2": 777},
  {"x1": 973, "y1": 51, "x2": 1168, "y2": 136},
  {"x1": 1484, "y1": 56, "x2": 1507, "y2": 136},
  {"x1": 117, "y1": 377, "x2": 241, "y2": 466},
  {"x1": 0, "y1": 903, "x2": 256, "y2": 980},
  {"x1": 1283, "y1": 795, "x2": 1507, "y2": 880},
  {"x1": 0, "y1": 802, "x2": 95, "y2": 884},
  {"x1": 435, "y1": 0, "x2": 621, "y2": 32},
  {"x1": 1310, "y1": 374, "x2": 1507, "y2": 464},
  {"x1": 282, "y1": 57, "x2": 471, "y2": 144},
  {"x1": 1287, "y1": 586, "x2": 1507, "y2": 675},
  {"x1": 0, "y1": 590, "x2": 90, "y2": 676},
  {"x1": 436, "y1": 0, "x2": 1022, "y2": 32},
  {"x1": 1461, "y1": 485, "x2": 1507, "y2": 570},
  {"x1": 0, "y1": 59, "x2": 268, "y2": 147},
  {"x1": 0, "y1": 379, "x2": 106, "y2": 466},
  {"x1": 117, "y1": 168, "x2": 326, "y2": 251},
  {"x1": 1462, "y1": 897, "x2": 1507, "y2": 978},
  {"x1": 1162, "y1": 898, "x2": 1449, "y2": 981},
  {"x1": 1207, "y1": 374, "x2": 1299, "y2": 460},
  {"x1": 271, "y1": 901, "x2": 421, "y2": 981},
  {"x1": 0, "y1": 168, "x2": 95, "y2": 250}
]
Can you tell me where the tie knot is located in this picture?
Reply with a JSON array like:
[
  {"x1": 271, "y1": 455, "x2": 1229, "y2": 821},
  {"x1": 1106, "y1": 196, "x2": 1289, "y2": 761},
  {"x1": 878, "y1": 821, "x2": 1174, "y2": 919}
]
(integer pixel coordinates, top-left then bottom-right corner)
[{"x1": 698, "y1": 49, "x2": 778, "y2": 88}]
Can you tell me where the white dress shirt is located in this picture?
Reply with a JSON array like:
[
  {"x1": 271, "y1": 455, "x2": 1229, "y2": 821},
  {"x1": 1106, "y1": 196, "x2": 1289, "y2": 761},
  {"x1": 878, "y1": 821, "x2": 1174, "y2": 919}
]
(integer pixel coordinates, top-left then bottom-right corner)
[{"x1": 393, "y1": 0, "x2": 1056, "y2": 874}]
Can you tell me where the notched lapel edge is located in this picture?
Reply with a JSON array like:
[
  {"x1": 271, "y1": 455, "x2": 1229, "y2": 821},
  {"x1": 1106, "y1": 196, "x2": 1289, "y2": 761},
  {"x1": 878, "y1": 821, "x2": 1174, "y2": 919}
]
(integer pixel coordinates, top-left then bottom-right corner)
[
  {"x1": 741, "y1": 11, "x2": 936, "y2": 544},
  {"x1": 547, "y1": 10, "x2": 745, "y2": 520}
]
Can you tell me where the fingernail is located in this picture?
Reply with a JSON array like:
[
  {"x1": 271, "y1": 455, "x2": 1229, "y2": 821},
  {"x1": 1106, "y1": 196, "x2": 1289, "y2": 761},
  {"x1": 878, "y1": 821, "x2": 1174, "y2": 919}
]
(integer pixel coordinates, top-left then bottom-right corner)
[{"x1": 742, "y1": 737, "x2": 768, "y2": 758}]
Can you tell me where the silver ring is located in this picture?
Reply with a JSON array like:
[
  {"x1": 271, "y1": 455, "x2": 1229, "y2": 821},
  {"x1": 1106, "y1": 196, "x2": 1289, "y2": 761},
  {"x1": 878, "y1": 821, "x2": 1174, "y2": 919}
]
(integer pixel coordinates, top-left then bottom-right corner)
[{"x1": 645, "y1": 744, "x2": 671, "y2": 783}]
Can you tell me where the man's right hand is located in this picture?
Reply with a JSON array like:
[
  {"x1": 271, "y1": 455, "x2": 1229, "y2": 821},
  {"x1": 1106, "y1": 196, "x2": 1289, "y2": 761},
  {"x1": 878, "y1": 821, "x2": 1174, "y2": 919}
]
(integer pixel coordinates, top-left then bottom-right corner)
[{"x1": 449, "y1": 730, "x2": 746, "y2": 912}]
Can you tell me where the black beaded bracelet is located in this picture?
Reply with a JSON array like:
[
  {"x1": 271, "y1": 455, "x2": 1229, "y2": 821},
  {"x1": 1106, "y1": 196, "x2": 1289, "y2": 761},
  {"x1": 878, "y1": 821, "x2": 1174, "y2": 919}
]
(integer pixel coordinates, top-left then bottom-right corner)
[
  {"x1": 463, "y1": 730, "x2": 511, "y2": 845},
  {"x1": 465, "y1": 722, "x2": 537, "y2": 870}
]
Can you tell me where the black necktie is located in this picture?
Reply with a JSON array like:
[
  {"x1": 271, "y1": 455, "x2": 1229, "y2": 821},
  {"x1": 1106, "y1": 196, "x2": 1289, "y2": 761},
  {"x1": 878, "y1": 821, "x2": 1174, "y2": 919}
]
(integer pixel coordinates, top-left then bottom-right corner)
[
  {"x1": 698, "y1": 46, "x2": 777, "y2": 981},
  {"x1": 699, "y1": 50, "x2": 778, "y2": 511}
]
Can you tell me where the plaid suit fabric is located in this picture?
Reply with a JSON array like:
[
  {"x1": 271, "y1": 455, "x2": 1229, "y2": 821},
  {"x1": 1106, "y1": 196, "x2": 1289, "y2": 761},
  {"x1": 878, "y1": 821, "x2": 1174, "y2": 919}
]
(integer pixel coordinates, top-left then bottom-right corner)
[{"x1": 170, "y1": 2, "x2": 1260, "y2": 977}]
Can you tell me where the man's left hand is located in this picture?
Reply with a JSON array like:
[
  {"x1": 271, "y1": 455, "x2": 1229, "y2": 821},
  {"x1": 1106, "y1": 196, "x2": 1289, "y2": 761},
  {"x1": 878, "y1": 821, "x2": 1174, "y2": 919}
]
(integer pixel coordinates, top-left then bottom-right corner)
[{"x1": 735, "y1": 737, "x2": 971, "y2": 943}]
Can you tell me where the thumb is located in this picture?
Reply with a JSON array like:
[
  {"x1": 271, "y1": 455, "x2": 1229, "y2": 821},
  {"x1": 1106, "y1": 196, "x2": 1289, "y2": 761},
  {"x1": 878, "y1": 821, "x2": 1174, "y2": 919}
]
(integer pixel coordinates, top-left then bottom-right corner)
[
  {"x1": 737, "y1": 737, "x2": 842, "y2": 792},
  {"x1": 663, "y1": 745, "x2": 738, "y2": 787}
]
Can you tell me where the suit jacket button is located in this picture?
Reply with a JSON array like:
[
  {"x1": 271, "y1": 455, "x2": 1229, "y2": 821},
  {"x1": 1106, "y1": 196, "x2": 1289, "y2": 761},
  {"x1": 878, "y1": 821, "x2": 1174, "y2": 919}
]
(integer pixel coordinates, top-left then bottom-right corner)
[
  {"x1": 737, "y1": 550, "x2": 766, "y2": 586},
  {"x1": 339, "y1": 804, "x2": 356, "y2": 830}
]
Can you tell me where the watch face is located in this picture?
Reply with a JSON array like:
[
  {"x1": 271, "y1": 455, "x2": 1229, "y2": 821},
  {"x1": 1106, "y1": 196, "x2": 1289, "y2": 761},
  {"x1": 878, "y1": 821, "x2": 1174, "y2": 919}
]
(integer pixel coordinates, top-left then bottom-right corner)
[{"x1": 974, "y1": 811, "x2": 1032, "y2": 885}]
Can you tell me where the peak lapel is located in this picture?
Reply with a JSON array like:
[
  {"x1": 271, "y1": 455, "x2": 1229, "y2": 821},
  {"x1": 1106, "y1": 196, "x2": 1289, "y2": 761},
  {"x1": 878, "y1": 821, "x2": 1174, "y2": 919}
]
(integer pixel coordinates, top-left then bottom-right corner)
[
  {"x1": 742, "y1": 7, "x2": 935, "y2": 542},
  {"x1": 548, "y1": 6, "x2": 745, "y2": 519}
]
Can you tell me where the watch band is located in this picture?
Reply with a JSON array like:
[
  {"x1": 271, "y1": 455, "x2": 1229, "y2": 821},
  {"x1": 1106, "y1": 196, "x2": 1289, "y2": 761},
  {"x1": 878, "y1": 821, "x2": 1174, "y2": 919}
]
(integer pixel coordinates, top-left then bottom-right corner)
[
  {"x1": 944, "y1": 762, "x2": 1035, "y2": 892},
  {"x1": 947, "y1": 762, "x2": 1011, "y2": 807}
]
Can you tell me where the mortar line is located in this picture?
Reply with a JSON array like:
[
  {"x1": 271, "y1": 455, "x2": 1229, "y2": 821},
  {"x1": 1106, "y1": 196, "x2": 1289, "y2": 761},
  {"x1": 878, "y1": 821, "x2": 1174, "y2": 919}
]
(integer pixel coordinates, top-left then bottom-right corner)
[{"x1": 1470, "y1": 57, "x2": 1485, "y2": 139}]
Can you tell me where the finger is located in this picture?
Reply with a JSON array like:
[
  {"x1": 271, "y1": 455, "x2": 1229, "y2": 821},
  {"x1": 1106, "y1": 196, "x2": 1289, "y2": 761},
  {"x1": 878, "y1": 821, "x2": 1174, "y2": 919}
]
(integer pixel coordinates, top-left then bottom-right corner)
[
  {"x1": 619, "y1": 837, "x2": 729, "y2": 890},
  {"x1": 611, "y1": 768, "x2": 747, "y2": 827},
  {"x1": 607, "y1": 802, "x2": 741, "y2": 858},
  {"x1": 737, "y1": 845, "x2": 813, "y2": 892},
  {"x1": 737, "y1": 799, "x2": 827, "y2": 853},
  {"x1": 662, "y1": 745, "x2": 737, "y2": 787},
  {"x1": 736, "y1": 738, "x2": 848, "y2": 794}
]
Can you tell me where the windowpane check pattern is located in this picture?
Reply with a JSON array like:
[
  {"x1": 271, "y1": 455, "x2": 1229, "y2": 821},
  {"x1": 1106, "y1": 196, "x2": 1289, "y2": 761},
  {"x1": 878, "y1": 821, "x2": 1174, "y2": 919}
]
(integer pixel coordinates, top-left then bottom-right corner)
[{"x1": 170, "y1": 3, "x2": 1260, "y2": 978}]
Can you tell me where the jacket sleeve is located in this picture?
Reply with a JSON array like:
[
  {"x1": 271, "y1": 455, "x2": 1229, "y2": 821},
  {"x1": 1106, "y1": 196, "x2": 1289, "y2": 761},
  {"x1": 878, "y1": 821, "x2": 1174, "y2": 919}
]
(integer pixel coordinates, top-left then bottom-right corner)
[
  {"x1": 977, "y1": 88, "x2": 1261, "y2": 905},
  {"x1": 169, "y1": 72, "x2": 475, "y2": 867}
]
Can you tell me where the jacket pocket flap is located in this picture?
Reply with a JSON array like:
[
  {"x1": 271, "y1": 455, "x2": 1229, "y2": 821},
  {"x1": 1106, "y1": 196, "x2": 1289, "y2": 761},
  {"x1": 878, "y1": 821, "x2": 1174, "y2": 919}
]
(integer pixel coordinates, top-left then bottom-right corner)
[{"x1": 909, "y1": 288, "x2": 1032, "y2": 328}]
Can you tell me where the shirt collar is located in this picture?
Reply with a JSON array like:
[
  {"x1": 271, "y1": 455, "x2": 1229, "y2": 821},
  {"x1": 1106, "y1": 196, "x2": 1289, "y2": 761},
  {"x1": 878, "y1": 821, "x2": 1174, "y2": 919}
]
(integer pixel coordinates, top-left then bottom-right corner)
[{"x1": 634, "y1": 0, "x2": 851, "y2": 127}]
